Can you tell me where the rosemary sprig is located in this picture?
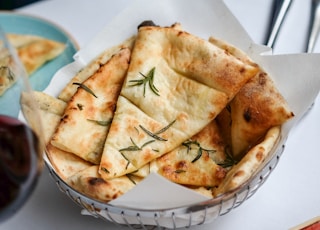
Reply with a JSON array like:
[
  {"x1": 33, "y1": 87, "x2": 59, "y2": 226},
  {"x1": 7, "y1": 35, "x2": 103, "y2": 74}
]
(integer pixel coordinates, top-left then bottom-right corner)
[
  {"x1": 139, "y1": 125, "x2": 167, "y2": 141},
  {"x1": 154, "y1": 119, "x2": 176, "y2": 135},
  {"x1": 126, "y1": 174, "x2": 137, "y2": 185},
  {"x1": 119, "y1": 137, "x2": 141, "y2": 152},
  {"x1": 139, "y1": 119, "x2": 176, "y2": 141},
  {"x1": 120, "y1": 138, "x2": 156, "y2": 152},
  {"x1": 119, "y1": 138, "x2": 155, "y2": 168},
  {"x1": 217, "y1": 147, "x2": 237, "y2": 168},
  {"x1": 182, "y1": 140, "x2": 216, "y2": 163},
  {"x1": 120, "y1": 152, "x2": 131, "y2": 169},
  {"x1": 129, "y1": 67, "x2": 160, "y2": 97},
  {"x1": 73, "y1": 82, "x2": 98, "y2": 98}
]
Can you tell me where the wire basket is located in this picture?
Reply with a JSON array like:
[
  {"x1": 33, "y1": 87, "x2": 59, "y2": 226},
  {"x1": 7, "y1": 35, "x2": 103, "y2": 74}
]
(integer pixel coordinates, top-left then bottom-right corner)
[{"x1": 45, "y1": 134, "x2": 286, "y2": 229}]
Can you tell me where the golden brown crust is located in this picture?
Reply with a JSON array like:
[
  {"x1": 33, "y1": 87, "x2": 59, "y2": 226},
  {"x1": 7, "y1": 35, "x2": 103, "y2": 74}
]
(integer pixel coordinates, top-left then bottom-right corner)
[
  {"x1": 151, "y1": 120, "x2": 227, "y2": 187},
  {"x1": 16, "y1": 37, "x2": 65, "y2": 75},
  {"x1": 67, "y1": 165, "x2": 141, "y2": 202},
  {"x1": 230, "y1": 72, "x2": 294, "y2": 159},
  {"x1": 58, "y1": 36, "x2": 136, "y2": 102},
  {"x1": 46, "y1": 144, "x2": 92, "y2": 181},
  {"x1": 213, "y1": 126, "x2": 281, "y2": 197},
  {"x1": 50, "y1": 48, "x2": 131, "y2": 164}
]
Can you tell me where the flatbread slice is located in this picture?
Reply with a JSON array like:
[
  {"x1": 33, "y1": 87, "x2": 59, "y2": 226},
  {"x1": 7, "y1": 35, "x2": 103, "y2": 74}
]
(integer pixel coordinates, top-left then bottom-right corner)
[
  {"x1": 9, "y1": 35, "x2": 65, "y2": 75},
  {"x1": 99, "y1": 24, "x2": 259, "y2": 180},
  {"x1": 213, "y1": 126, "x2": 281, "y2": 197},
  {"x1": 1, "y1": 34, "x2": 65, "y2": 95},
  {"x1": 46, "y1": 144, "x2": 92, "y2": 181},
  {"x1": 58, "y1": 36, "x2": 135, "y2": 102},
  {"x1": 7, "y1": 34, "x2": 43, "y2": 48},
  {"x1": 66, "y1": 165, "x2": 141, "y2": 202},
  {"x1": 39, "y1": 110, "x2": 62, "y2": 144},
  {"x1": 7, "y1": 33, "x2": 65, "y2": 75},
  {"x1": 21, "y1": 90, "x2": 66, "y2": 144},
  {"x1": 32, "y1": 91, "x2": 67, "y2": 115},
  {"x1": 50, "y1": 48, "x2": 131, "y2": 164},
  {"x1": 229, "y1": 71, "x2": 294, "y2": 159},
  {"x1": 27, "y1": 90, "x2": 92, "y2": 180},
  {"x1": 150, "y1": 120, "x2": 227, "y2": 187}
]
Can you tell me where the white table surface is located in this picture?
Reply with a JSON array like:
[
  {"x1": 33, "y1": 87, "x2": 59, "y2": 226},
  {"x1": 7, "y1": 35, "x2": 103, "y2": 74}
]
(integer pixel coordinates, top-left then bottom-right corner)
[{"x1": 1, "y1": 0, "x2": 319, "y2": 229}]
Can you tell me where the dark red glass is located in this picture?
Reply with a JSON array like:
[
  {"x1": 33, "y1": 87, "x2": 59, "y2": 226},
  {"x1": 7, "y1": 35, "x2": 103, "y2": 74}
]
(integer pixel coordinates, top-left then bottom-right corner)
[{"x1": 0, "y1": 115, "x2": 40, "y2": 221}]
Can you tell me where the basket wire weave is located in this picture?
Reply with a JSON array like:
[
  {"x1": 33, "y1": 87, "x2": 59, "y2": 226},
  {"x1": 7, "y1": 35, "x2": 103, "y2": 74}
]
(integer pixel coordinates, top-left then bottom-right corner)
[{"x1": 46, "y1": 138, "x2": 286, "y2": 229}]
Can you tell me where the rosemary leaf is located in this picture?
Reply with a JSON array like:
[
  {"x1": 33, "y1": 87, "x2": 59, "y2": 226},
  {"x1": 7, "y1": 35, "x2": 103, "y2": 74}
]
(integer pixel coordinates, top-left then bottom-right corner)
[
  {"x1": 119, "y1": 145, "x2": 141, "y2": 152},
  {"x1": 126, "y1": 174, "x2": 137, "y2": 185},
  {"x1": 174, "y1": 169, "x2": 186, "y2": 174},
  {"x1": 73, "y1": 82, "x2": 98, "y2": 98},
  {"x1": 182, "y1": 140, "x2": 200, "y2": 154},
  {"x1": 119, "y1": 137, "x2": 141, "y2": 152},
  {"x1": 140, "y1": 140, "x2": 156, "y2": 148},
  {"x1": 191, "y1": 147, "x2": 203, "y2": 163},
  {"x1": 120, "y1": 152, "x2": 131, "y2": 169},
  {"x1": 129, "y1": 67, "x2": 160, "y2": 97},
  {"x1": 182, "y1": 140, "x2": 216, "y2": 163},
  {"x1": 218, "y1": 147, "x2": 237, "y2": 168},
  {"x1": 87, "y1": 119, "x2": 112, "y2": 126},
  {"x1": 101, "y1": 167, "x2": 110, "y2": 174},
  {"x1": 154, "y1": 119, "x2": 176, "y2": 135},
  {"x1": 139, "y1": 125, "x2": 167, "y2": 141}
]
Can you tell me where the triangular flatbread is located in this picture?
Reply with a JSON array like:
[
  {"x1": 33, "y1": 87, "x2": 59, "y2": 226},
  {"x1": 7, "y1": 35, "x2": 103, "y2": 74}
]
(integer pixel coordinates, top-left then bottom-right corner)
[
  {"x1": 32, "y1": 91, "x2": 67, "y2": 116},
  {"x1": 58, "y1": 36, "x2": 136, "y2": 102},
  {"x1": 50, "y1": 48, "x2": 131, "y2": 164},
  {"x1": 22, "y1": 90, "x2": 92, "y2": 180},
  {"x1": 213, "y1": 126, "x2": 281, "y2": 196},
  {"x1": 8, "y1": 33, "x2": 65, "y2": 75},
  {"x1": 0, "y1": 34, "x2": 65, "y2": 96},
  {"x1": 67, "y1": 165, "x2": 141, "y2": 202},
  {"x1": 99, "y1": 24, "x2": 259, "y2": 180},
  {"x1": 229, "y1": 71, "x2": 294, "y2": 159},
  {"x1": 46, "y1": 144, "x2": 92, "y2": 181}
]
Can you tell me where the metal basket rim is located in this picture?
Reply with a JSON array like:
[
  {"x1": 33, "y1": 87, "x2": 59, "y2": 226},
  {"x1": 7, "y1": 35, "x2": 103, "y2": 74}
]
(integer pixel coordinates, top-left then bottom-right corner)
[{"x1": 45, "y1": 132, "x2": 287, "y2": 217}]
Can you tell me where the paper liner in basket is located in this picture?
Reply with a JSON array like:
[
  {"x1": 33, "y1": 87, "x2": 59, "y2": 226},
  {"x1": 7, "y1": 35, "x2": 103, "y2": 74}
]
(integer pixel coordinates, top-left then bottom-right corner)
[{"x1": 44, "y1": 0, "x2": 320, "y2": 224}]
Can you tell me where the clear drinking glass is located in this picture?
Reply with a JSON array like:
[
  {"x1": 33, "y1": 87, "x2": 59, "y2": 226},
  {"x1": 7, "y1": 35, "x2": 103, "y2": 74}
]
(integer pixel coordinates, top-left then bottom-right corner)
[{"x1": 0, "y1": 26, "x2": 43, "y2": 222}]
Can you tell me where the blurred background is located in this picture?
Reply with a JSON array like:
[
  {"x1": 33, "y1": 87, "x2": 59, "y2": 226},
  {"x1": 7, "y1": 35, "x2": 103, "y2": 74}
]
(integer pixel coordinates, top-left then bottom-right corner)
[{"x1": 0, "y1": 0, "x2": 41, "y2": 9}]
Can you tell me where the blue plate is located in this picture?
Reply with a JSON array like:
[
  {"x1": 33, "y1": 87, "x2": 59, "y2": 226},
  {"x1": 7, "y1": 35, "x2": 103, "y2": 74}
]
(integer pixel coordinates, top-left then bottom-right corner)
[{"x1": 0, "y1": 12, "x2": 78, "y2": 117}]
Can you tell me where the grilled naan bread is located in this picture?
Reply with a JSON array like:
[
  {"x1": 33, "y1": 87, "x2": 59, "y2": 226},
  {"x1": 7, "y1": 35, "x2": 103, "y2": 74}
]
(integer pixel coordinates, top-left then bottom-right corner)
[
  {"x1": 99, "y1": 24, "x2": 259, "y2": 180},
  {"x1": 7, "y1": 33, "x2": 65, "y2": 75},
  {"x1": 58, "y1": 36, "x2": 136, "y2": 102},
  {"x1": 67, "y1": 165, "x2": 141, "y2": 202},
  {"x1": 150, "y1": 120, "x2": 227, "y2": 187},
  {"x1": 229, "y1": 72, "x2": 294, "y2": 159},
  {"x1": 50, "y1": 48, "x2": 131, "y2": 164},
  {"x1": 0, "y1": 34, "x2": 65, "y2": 96},
  {"x1": 213, "y1": 126, "x2": 281, "y2": 196},
  {"x1": 209, "y1": 37, "x2": 294, "y2": 160},
  {"x1": 22, "y1": 89, "x2": 92, "y2": 180},
  {"x1": 46, "y1": 144, "x2": 92, "y2": 181}
]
